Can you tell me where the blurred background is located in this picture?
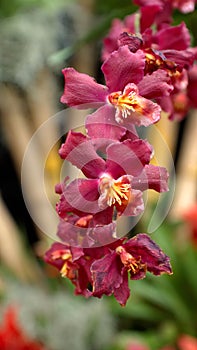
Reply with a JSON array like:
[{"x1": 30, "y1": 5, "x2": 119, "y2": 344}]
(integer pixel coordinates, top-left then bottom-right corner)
[{"x1": 0, "y1": 0, "x2": 197, "y2": 349}]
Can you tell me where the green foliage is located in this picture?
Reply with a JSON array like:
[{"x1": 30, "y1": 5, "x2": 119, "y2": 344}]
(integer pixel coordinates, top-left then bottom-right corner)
[
  {"x1": 0, "y1": 0, "x2": 69, "y2": 18},
  {"x1": 95, "y1": 0, "x2": 135, "y2": 15}
]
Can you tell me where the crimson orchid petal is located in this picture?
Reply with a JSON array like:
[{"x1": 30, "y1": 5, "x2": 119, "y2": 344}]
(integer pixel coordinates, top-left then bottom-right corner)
[
  {"x1": 102, "y1": 47, "x2": 145, "y2": 92},
  {"x1": 60, "y1": 67, "x2": 108, "y2": 108},
  {"x1": 59, "y1": 131, "x2": 106, "y2": 178}
]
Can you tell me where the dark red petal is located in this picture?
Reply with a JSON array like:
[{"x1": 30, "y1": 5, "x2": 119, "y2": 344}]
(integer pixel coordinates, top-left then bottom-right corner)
[
  {"x1": 163, "y1": 49, "x2": 195, "y2": 69},
  {"x1": 140, "y1": 5, "x2": 162, "y2": 32},
  {"x1": 57, "y1": 216, "x2": 118, "y2": 248},
  {"x1": 60, "y1": 68, "x2": 108, "y2": 108},
  {"x1": 116, "y1": 189, "x2": 144, "y2": 217},
  {"x1": 113, "y1": 270, "x2": 130, "y2": 306},
  {"x1": 85, "y1": 105, "x2": 127, "y2": 145},
  {"x1": 89, "y1": 221, "x2": 118, "y2": 246},
  {"x1": 134, "y1": 0, "x2": 172, "y2": 27},
  {"x1": 59, "y1": 131, "x2": 106, "y2": 178},
  {"x1": 59, "y1": 131, "x2": 86, "y2": 159},
  {"x1": 138, "y1": 70, "x2": 173, "y2": 99},
  {"x1": 132, "y1": 164, "x2": 169, "y2": 193},
  {"x1": 102, "y1": 47, "x2": 145, "y2": 92},
  {"x1": 188, "y1": 65, "x2": 197, "y2": 108},
  {"x1": 74, "y1": 258, "x2": 93, "y2": 297},
  {"x1": 44, "y1": 242, "x2": 67, "y2": 265},
  {"x1": 56, "y1": 182, "x2": 89, "y2": 218},
  {"x1": 155, "y1": 22, "x2": 191, "y2": 50},
  {"x1": 125, "y1": 234, "x2": 172, "y2": 275},
  {"x1": 62, "y1": 178, "x2": 100, "y2": 214},
  {"x1": 130, "y1": 266, "x2": 147, "y2": 280},
  {"x1": 57, "y1": 217, "x2": 95, "y2": 248},
  {"x1": 156, "y1": 95, "x2": 173, "y2": 114},
  {"x1": 44, "y1": 242, "x2": 84, "y2": 269},
  {"x1": 106, "y1": 139, "x2": 153, "y2": 177},
  {"x1": 118, "y1": 32, "x2": 143, "y2": 53},
  {"x1": 120, "y1": 127, "x2": 139, "y2": 142},
  {"x1": 93, "y1": 206, "x2": 114, "y2": 226},
  {"x1": 91, "y1": 252, "x2": 123, "y2": 297}
]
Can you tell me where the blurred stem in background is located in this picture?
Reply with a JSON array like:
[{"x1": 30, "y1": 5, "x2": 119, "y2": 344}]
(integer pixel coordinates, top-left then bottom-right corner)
[{"x1": 0, "y1": 196, "x2": 43, "y2": 282}]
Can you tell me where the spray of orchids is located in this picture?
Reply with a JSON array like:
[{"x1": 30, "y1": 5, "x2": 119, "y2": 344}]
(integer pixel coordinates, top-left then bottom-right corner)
[{"x1": 44, "y1": 0, "x2": 197, "y2": 306}]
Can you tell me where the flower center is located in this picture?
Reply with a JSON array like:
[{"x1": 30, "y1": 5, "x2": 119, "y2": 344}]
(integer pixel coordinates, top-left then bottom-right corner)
[
  {"x1": 108, "y1": 84, "x2": 140, "y2": 119},
  {"x1": 116, "y1": 246, "x2": 144, "y2": 274},
  {"x1": 51, "y1": 249, "x2": 76, "y2": 279},
  {"x1": 99, "y1": 176, "x2": 131, "y2": 207},
  {"x1": 51, "y1": 249, "x2": 71, "y2": 261},
  {"x1": 60, "y1": 262, "x2": 76, "y2": 279},
  {"x1": 145, "y1": 48, "x2": 179, "y2": 76}
]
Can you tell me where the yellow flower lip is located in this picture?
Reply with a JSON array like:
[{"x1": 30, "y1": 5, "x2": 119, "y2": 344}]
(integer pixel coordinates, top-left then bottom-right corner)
[
  {"x1": 108, "y1": 88, "x2": 138, "y2": 117},
  {"x1": 51, "y1": 249, "x2": 72, "y2": 262},
  {"x1": 116, "y1": 246, "x2": 145, "y2": 274},
  {"x1": 145, "y1": 48, "x2": 179, "y2": 76},
  {"x1": 60, "y1": 261, "x2": 76, "y2": 279},
  {"x1": 99, "y1": 176, "x2": 131, "y2": 207},
  {"x1": 107, "y1": 83, "x2": 151, "y2": 122}
]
